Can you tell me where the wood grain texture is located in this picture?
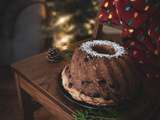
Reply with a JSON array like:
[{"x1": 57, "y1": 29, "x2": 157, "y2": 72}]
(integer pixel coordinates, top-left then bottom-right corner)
[
  {"x1": 12, "y1": 50, "x2": 160, "y2": 120},
  {"x1": 12, "y1": 53, "x2": 76, "y2": 120}
]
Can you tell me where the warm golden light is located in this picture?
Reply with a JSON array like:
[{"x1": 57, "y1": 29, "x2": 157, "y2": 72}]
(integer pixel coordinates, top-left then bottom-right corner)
[
  {"x1": 129, "y1": 29, "x2": 134, "y2": 33},
  {"x1": 98, "y1": 14, "x2": 103, "y2": 19},
  {"x1": 54, "y1": 15, "x2": 72, "y2": 26},
  {"x1": 53, "y1": 33, "x2": 73, "y2": 51},
  {"x1": 104, "y1": 2, "x2": 109, "y2": 8},
  {"x1": 154, "y1": 50, "x2": 159, "y2": 55},
  {"x1": 130, "y1": 41, "x2": 135, "y2": 46},
  {"x1": 144, "y1": 5, "x2": 150, "y2": 11},
  {"x1": 84, "y1": 23, "x2": 92, "y2": 29},
  {"x1": 134, "y1": 12, "x2": 138, "y2": 18},
  {"x1": 89, "y1": 19, "x2": 95, "y2": 25},
  {"x1": 52, "y1": 11, "x2": 57, "y2": 16},
  {"x1": 108, "y1": 13, "x2": 112, "y2": 19},
  {"x1": 88, "y1": 29, "x2": 93, "y2": 34},
  {"x1": 67, "y1": 24, "x2": 75, "y2": 31}
]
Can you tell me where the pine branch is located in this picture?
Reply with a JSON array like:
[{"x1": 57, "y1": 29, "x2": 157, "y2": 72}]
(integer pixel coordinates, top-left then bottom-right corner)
[{"x1": 73, "y1": 108, "x2": 120, "y2": 120}]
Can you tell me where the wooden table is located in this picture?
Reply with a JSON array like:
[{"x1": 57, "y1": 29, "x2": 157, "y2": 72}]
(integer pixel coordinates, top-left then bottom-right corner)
[
  {"x1": 12, "y1": 52, "x2": 78, "y2": 120},
  {"x1": 12, "y1": 51, "x2": 160, "y2": 120},
  {"x1": 11, "y1": 31, "x2": 123, "y2": 120}
]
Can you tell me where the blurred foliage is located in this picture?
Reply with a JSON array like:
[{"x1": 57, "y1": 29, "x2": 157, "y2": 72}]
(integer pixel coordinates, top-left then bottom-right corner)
[{"x1": 43, "y1": 0, "x2": 99, "y2": 51}]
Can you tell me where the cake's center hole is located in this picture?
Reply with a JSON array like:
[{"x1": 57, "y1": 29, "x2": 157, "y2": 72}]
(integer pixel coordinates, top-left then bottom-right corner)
[{"x1": 92, "y1": 45, "x2": 115, "y2": 55}]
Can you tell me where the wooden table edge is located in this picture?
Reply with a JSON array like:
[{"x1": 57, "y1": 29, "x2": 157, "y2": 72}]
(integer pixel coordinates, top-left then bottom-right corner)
[{"x1": 11, "y1": 53, "x2": 75, "y2": 120}]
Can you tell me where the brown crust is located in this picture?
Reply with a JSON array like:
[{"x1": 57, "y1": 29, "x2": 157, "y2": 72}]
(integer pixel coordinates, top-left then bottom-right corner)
[
  {"x1": 61, "y1": 45, "x2": 140, "y2": 105},
  {"x1": 62, "y1": 66, "x2": 115, "y2": 106}
]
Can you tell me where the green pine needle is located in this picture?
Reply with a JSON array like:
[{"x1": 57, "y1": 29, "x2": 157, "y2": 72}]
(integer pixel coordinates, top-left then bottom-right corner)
[
  {"x1": 73, "y1": 110, "x2": 88, "y2": 120},
  {"x1": 73, "y1": 108, "x2": 120, "y2": 120},
  {"x1": 63, "y1": 50, "x2": 73, "y2": 60}
]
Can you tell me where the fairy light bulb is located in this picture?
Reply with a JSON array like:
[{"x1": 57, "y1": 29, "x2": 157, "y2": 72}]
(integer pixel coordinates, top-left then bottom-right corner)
[
  {"x1": 98, "y1": 14, "x2": 103, "y2": 19},
  {"x1": 144, "y1": 5, "x2": 150, "y2": 11},
  {"x1": 134, "y1": 12, "x2": 138, "y2": 18},
  {"x1": 108, "y1": 13, "x2": 112, "y2": 19},
  {"x1": 154, "y1": 50, "x2": 159, "y2": 55},
  {"x1": 104, "y1": 2, "x2": 109, "y2": 8},
  {"x1": 130, "y1": 41, "x2": 135, "y2": 46},
  {"x1": 54, "y1": 34, "x2": 73, "y2": 51},
  {"x1": 129, "y1": 29, "x2": 134, "y2": 33}
]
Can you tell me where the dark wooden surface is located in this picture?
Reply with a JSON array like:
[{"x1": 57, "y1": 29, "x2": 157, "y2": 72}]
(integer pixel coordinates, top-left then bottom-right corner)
[
  {"x1": 11, "y1": 28, "x2": 123, "y2": 120},
  {"x1": 11, "y1": 51, "x2": 160, "y2": 120},
  {"x1": 12, "y1": 52, "x2": 77, "y2": 120}
]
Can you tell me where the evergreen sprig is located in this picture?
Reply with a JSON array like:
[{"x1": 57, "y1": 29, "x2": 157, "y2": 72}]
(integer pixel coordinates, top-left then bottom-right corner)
[
  {"x1": 63, "y1": 50, "x2": 73, "y2": 60},
  {"x1": 73, "y1": 108, "x2": 120, "y2": 120}
]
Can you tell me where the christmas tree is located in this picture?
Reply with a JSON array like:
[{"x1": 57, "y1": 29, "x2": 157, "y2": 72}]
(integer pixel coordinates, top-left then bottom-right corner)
[{"x1": 43, "y1": 0, "x2": 99, "y2": 51}]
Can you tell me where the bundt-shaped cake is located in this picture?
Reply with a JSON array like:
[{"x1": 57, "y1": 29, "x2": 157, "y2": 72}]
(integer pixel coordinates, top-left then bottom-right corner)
[{"x1": 62, "y1": 40, "x2": 140, "y2": 106}]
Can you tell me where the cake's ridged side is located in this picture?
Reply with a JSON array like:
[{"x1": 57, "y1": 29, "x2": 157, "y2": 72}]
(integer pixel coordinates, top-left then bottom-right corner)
[
  {"x1": 123, "y1": 55, "x2": 141, "y2": 95},
  {"x1": 109, "y1": 59, "x2": 128, "y2": 100},
  {"x1": 115, "y1": 58, "x2": 129, "y2": 100},
  {"x1": 118, "y1": 57, "x2": 131, "y2": 98},
  {"x1": 62, "y1": 66, "x2": 115, "y2": 106},
  {"x1": 103, "y1": 59, "x2": 120, "y2": 102},
  {"x1": 62, "y1": 45, "x2": 141, "y2": 105}
]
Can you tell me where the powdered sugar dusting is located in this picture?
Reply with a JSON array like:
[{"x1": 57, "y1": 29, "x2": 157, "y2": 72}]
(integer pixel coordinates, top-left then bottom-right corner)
[{"x1": 80, "y1": 40, "x2": 126, "y2": 59}]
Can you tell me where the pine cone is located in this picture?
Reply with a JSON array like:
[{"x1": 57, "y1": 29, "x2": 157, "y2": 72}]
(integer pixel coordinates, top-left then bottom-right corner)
[{"x1": 47, "y1": 48, "x2": 62, "y2": 63}]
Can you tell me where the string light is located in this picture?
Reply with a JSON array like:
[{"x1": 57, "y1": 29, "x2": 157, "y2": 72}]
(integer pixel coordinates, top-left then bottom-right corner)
[
  {"x1": 146, "y1": 73, "x2": 150, "y2": 78},
  {"x1": 92, "y1": 1, "x2": 97, "y2": 6},
  {"x1": 154, "y1": 50, "x2": 159, "y2": 55},
  {"x1": 108, "y1": 13, "x2": 112, "y2": 19},
  {"x1": 104, "y1": 2, "x2": 109, "y2": 8},
  {"x1": 130, "y1": 41, "x2": 135, "y2": 46},
  {"x1": 128, "y1": 29, "x2": 134, "y2": 33},
  {"x1": 144, "y1": 5, "x2": 150, "y2": 11},
  {"x1": 54, "y1": 15, "x2": 72, "y2": 26},
  {"x1": 98, "y1": 14, "x2": 103, "y2": 19},
  {"x1": 88, "y1": 30, "x2": 93, "y2": 34},
  {"x1": 45, "y1": 0, "x2": 98, "y2": 52},
  {"x1": 134, "y1": 12, "x2": 138, "y2": 18},
  {"x1": 139, "y1": 60, "x2": 144, "y2": 64},
  {"x1": 52, "y1": 11, "x2": 57, "y2": 16},
  {"x1": 84, "y1": 23, "x2": 92, "y2": 29},
  {"x1": 133, "y1": 50, "x2": 138, "y2": 56},
  {"x1": 89, "y1": 19, "x2": 95, "y2": 25},
  {"x1": 54, "y1": 34, "x2": 73, "y2": 51},
  {"x1": 67, "y1": 24, "x2": 75, "y2": 32}
]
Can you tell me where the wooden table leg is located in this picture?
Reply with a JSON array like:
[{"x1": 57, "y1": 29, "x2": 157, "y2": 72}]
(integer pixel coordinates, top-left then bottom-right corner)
[
  {"x1": 15, "y1": 73, "x2": 42, "y2": 120},
  {"x1": 21, "y1": 89, "x2": 34, "y2": 120}
]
